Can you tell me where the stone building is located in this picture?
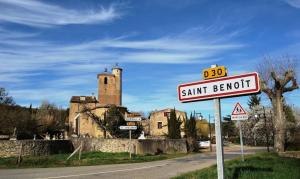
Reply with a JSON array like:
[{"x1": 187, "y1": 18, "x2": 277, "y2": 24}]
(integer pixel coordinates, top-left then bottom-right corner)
[
  {"x1": 149, "y1": 108, "x2": 186, "y2": 138},
  {"x1": 68, "y1": 65, "x2": 128, "y2": 138}
]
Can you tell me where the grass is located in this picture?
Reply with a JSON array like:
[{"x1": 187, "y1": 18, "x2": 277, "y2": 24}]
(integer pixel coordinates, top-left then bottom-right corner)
[
  {"x1": 174, "y1": 152, "x2": 300, "y2": 179},
  {"x1": 0, "y1": 151, "x2": 187, "y2": 169}
]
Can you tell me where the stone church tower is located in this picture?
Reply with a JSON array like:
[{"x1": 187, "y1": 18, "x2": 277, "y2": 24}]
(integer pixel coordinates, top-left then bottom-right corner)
[{"x1": 97, "y1": 65, "x2": 122, "y2": 106}]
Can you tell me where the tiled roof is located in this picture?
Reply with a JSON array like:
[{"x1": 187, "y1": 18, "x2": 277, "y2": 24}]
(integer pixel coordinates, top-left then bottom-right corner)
[{"x1": 70, "y1": 96, "x2": 98, "y2": 103}]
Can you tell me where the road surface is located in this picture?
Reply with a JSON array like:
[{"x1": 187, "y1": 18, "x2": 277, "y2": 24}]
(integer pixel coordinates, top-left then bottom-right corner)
[{"x1": 0, "y1": 146, "x2": 267, "y2": 179}]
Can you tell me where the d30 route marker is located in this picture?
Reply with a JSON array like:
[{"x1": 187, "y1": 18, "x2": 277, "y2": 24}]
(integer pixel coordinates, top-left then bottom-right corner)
[{"x1": 203, "y1": 66, "x2": 227, "y2": 80}]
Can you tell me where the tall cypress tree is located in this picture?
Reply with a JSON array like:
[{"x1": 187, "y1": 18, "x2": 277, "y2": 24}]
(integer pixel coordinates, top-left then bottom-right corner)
[
  {"x1": 167, "y1": 108, "x2": 182, "y2": 139},
  {"x1": 185, "y1": 113, "x2": 199, "y2": 152},
  {"x1": 248, "y1": 95, "x2": 261, "y2": 109},
  {"x1": 189, "y1": 113, "x2": 197, "y2": 139}
]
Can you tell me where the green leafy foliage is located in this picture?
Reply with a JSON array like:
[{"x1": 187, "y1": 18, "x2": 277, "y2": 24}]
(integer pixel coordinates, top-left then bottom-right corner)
[
  {"x1": 185, "y1": 113, "x2": 199, "y2": 152},
  {"x1": 167, "y1": 108, "x2": 182, "y2": 139},
  {"x1": 104, "y1": 105, "x2": 142, "y2": 138},
  {"x1": 222, "y1": 120, "x2": 237, "y2": 142},
  {"x1": 248, "y1": 95, "x2": 261, "y2": 109},
  {"x1": 284, "y1": 104, "x2": 295, "y2": 123}
]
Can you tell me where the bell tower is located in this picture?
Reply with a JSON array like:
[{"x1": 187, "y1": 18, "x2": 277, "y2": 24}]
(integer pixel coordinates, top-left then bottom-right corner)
[
  {"x1": 97, "y1": 64, "x2": 122, "y2": 106},
  {"x1": 112, "y1": 64, "x2": 122, "y2": 106}
]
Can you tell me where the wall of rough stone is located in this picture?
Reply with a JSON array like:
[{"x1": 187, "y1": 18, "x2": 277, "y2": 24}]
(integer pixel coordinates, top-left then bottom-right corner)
[
  {"x1": 72, "y1": 138, "x2": 187, "y2": 155},
  {"x1": 0, "y1": 140, "x2": 73, "y2": 158},
  {"x1": 0, "y1": 139, "x2": 187, "y2": 158}
]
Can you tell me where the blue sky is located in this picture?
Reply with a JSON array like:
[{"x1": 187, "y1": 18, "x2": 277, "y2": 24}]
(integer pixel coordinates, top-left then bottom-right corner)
[{"x1": 0, "y1": 0, "x2": 300, "y2": 118}]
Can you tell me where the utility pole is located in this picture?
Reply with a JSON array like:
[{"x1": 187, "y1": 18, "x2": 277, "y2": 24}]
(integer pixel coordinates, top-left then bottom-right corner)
[
  {"x1": 209, "y1": 114, "x2": 212, "y2": 152},
  {"x1": 238, "y1": 120, "x2": 244, "y2": 161},
  {"x1": 129, "y1": 129, "x2": 132, "y2": 159},
  {"x1": 263, "y1": 107, "x2": 270, "y2": 152}
]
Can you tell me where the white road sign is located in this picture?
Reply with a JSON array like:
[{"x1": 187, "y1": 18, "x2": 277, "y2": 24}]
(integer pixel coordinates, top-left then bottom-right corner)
[
  {"x1": 119, "y1": 126, "x2": 137, "y2": 130},
  {"x1": 231, "y1": 102, "x2": 248, "y2": 121},
  {"x1": 125, "y1": 117, "x2": 142, "y2": 122},
  {"x1": 178, "y1": 72, "x2": 260, "y2": 102},
  {"x1": 125, "y1": 113, "x2": 142, "y2": 122}
]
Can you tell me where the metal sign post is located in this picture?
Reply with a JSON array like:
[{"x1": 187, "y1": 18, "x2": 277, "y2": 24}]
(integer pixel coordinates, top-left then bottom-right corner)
[
  {"x1": 214, "y1": 98, "x2": 225, "y2": 179},
  {"x1": 119, "y1": 125, "x2": 137, "y2": 159},
  {"x1": 238, "y1": 121, "x2": 244, "y2": 161},
  {"x1": 129, "y1": 129, "x2": 132, "y2": 159},
  {"x1": 231, "y1": 102, "x2": 248, "y2": 161}
]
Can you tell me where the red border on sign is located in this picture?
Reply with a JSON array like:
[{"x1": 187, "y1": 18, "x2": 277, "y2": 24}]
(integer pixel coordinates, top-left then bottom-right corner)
[
  {"x1": 178, "y1": 72, "x2": 260, "y2": 102},
  {"x1": 231, "y1": 102, "x2": 247, "y2": 115}
]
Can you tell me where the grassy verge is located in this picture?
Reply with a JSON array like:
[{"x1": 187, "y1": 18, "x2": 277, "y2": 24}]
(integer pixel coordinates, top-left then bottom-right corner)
[
  {"x1": 174, "y1": 152, "x2": 300, "y2": 179},
  {"x1": 0, "y1": 152, "x2": 187, "y2": 169}
]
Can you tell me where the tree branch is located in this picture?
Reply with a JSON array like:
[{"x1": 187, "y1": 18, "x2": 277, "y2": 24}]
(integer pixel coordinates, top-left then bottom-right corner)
[
  {"x1": 283, "y1": 77, "x2": 299, "y2": 93},
  {"x1": 270, "y1": 71, "x2": 280, "y2": 83},
  {"x1": 260, "y1": 80, "x2": 274, "y2": 98}
]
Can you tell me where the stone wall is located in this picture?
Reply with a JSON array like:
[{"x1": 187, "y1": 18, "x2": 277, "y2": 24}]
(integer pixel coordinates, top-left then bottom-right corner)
[
  {"x1": 72, "y1": 138, "x2": 187, "y2": 155},
  {"x1": 0, "y1": 140, "x2": 73, "y2": 158},
  {"x1": 0, "y1": 139, "x2": 187, "y2": 158}
]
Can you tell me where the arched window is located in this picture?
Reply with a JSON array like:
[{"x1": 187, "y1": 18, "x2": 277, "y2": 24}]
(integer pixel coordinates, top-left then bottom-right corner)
[{"x1": 104, "y1": 77, "x2": 108, "y2": 84}]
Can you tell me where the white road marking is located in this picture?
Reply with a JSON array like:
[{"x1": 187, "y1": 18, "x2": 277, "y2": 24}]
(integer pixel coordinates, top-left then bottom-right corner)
[{"x1": 36, "y1": 164, "x2": 167, "y2": 179}]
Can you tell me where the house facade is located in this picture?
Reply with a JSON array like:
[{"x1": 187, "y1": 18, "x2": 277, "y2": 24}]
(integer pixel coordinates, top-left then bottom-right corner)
[{"x1": 149, "y1": 108, "x2": 186, "y2": 138}]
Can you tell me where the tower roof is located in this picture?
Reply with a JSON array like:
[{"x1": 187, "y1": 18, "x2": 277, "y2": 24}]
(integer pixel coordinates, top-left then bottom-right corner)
[
  {"x1": 112, "y1": 63, "x2": 122, "y2": 71},
  {"x1": 70, "y1": 96, "x2": 98, "y2": 103}
]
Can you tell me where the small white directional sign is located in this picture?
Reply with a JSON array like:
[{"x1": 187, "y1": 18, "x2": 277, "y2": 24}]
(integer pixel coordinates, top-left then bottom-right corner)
[
  {"x1": 119, "y1": 126, "x2": 137, "y2": 130},
  {"x1": 125, "y1": 113, "x2": 142, "y2": 122},
  {"x1": 231, "y1": 102, "x2": 248, "y2": 120},
  {"x1": 178, "y1": 72, "x2": 260, "y2": 102}
]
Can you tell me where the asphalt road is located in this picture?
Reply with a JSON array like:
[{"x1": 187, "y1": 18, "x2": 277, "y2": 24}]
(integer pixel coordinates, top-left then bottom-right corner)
[{"x1": 0, "y1": 146, "x2": 267, "y2": 179}]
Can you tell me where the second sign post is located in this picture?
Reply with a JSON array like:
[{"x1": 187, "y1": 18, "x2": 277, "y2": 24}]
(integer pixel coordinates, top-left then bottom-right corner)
[{"x1": 119, "y1": 113, "x2": 141, "y2": 159}]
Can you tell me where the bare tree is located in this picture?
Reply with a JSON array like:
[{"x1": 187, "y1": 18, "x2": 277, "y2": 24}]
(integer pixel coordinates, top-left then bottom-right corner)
[
  {"x1": 258, "y1": 56, "x2": 299, "y2": 152},
  {"x1": 0, "y1": 87, "x2": 15, "y2": 105}
]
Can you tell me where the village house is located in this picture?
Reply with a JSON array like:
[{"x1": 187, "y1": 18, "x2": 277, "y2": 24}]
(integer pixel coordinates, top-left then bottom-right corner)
[{"x1": 149, "y1": 108, "x2": 187, "y2": 138}]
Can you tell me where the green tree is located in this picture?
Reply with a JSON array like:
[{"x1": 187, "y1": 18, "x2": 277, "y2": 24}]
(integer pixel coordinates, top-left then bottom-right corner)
[
  {"x1": 248, "y1": 95, "x2": 261, "y2": 109},
  {"x1": 0, "y1": 87, "x2": 15, "y2": 105},
  {"x1": 185, "y1": 113, "x2": 199, "y2": 152},
  {"x1": 284, "y1": 104, "x2": 295, "y2": 123},
  {"x1": 283, "y1": 103, "x2": 297, "y2": 149},
  {"x1": 104, "y1": 105, "x2": 142, "y2": 138},
  {"x1": 186, "y1": 113, "x2": 197, "y2": 139},
  {"x1": 167, "y1": 108, "x2": 182, "y2": 139},
  {"x1": 222, "y1": 120, "x2": 237, "y2": 142}
]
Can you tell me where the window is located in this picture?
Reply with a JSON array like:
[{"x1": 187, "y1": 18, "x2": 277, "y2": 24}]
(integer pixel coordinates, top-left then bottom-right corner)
[
  {"x1": 164, "y1": 112, "x2": 171, "y2": 118},
  {"x1": 104, "y1": 77, "x2": 108, "y2": 84},
  {"x1": 157, "y1": 122, "x2": 162, "y2": 129}
]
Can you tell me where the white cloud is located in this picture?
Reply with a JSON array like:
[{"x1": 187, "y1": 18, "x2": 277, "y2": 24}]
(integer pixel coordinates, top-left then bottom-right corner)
[
  {"x1": 0, "y1": 28, "x2": 244, "y2": 77},
  {"x1": 10, "y1": 88, "x2": 79, "y2": 106},
  {"x1": 0, "y1": 0, "x2": 122, "y2": 27},
  {"x1": 0, "y1": 26, "x2": 245, "y2": 106},
  {"x1": 284, "y1": 0, "x2": 300, "y2": 8}
]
